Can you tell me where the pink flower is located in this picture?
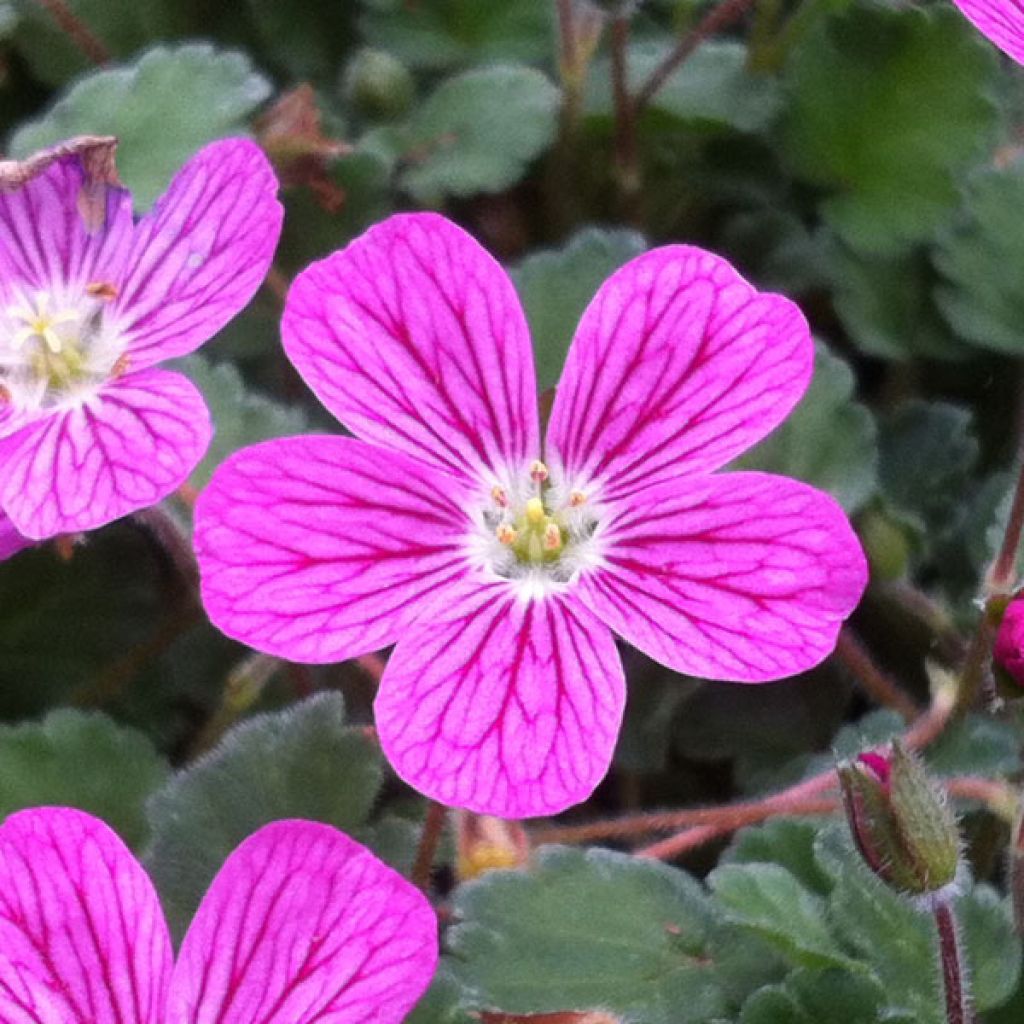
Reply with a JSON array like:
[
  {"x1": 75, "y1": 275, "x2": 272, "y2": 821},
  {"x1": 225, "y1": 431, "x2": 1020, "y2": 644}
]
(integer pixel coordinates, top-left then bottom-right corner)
[
  {"x1": 994, "y1": 598, "x2": 1024, "y2": 685},
  {"x1": 0, "y1": 807, "x2": 437, "y2": 1023},
  {"x1": 0, "y1": 139, "x2": 282, "y2": 540},
  {"x1": 195, "y1": 213, "x2": 868, "y2": 818},
  {"x1": 0, "y1": 510, "x2": 29, "y2": 561},
  {"x1": 950, "y1": 0, "x2": 1024, "y2": 64}
]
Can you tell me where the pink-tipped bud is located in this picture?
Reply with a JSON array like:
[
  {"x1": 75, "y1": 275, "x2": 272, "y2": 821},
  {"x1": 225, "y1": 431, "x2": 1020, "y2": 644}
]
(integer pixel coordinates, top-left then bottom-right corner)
[
  {"x1": 994, "y1": 598, "x2": 1024, "y2": 688},
  {"x1": 838, "y1": 742, "x2": 961, "y2": 900}
]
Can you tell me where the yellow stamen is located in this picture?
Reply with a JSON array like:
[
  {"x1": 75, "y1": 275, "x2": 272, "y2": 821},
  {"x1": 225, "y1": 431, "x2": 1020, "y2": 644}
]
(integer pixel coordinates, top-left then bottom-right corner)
[
  {"x1": 496, "y1": 523, "x2": 518, "y2": 545},
  {"x1": 42, "y1": 327, "x2": 63, "y2": 353},
  {"x1": 490, "y1": 485, "x2": 509, "y2": 508},
  {"x1": 530, "y1": 459, "x2": 549, "y2": 483},
  {"x1": 525, "y1": 497, "x2": 545, "y2": 524},
  {"x1": 569, "y1": 490, "x2": 587, "y2": 507},
  {"x1": 543, "y1": 523, "x2": 562, "y2": 552}
]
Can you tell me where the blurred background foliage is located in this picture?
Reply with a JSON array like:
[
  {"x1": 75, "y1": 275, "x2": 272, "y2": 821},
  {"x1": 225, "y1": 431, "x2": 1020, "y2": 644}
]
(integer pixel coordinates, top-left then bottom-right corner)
[{"x1": 4, "y1": 0, "x2": 1024, "y2": 1020}]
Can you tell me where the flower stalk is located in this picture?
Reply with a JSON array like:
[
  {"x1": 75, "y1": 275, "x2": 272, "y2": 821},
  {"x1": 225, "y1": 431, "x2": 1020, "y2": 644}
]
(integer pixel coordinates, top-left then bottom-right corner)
[{"x1": 934, "y1": 900, "x2": 975, "y2": 1024}]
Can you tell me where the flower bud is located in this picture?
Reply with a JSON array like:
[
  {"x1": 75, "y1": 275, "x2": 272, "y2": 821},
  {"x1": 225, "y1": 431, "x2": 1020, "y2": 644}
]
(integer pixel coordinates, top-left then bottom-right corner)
[
  {"x1": 456, "y1": 811, "x2": 530, "y2": 882},
  {"x1": 994, "y1": 597, "x2": 1024, "y2": 688},
  {"x1": 838, "y1": 742, "x2": 961, "y2": 901},
  {"x1": 342, "y1": 49, "x2": 415, "y2": 121}
]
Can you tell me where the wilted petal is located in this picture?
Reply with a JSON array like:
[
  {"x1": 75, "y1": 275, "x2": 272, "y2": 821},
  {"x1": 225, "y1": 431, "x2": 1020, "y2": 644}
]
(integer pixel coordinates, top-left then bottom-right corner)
[
  {"x1": 376, "y1": 584, "x2": 625, "y2": 818},
  {"x1": 0, "y1": 807, "x2": 173, "y2": 1024},
  {"x1": 0, "y1": 368, "x2": 211, "y2": 538},
  {"x1": 169, "y1": 820, "x2": 437, "y2": 1024},
  {"x1": 195, "y1": 435, "x2": 472, "y2": 663},
  {"x1": 546, "y1": 246, "x2": 812, "y2": 501},
  {"x1": 951, "y1": 0, "x2": 1024, "y2": 64},
  {"x1": 282, "y1": 213, "x2": 539, "y2": 481},
  {"x1": 113, "y1": 138, "x2": 282, "y2": 370},
  {"x1": 0, "y1": 154, "x2": 133, "y2": 302},
  {"x1": 0, "y1": 510, "x2": 30, "y2": 560},
  {"x1": 578, "y1": 472, "x2": 867, "y2": 681}
]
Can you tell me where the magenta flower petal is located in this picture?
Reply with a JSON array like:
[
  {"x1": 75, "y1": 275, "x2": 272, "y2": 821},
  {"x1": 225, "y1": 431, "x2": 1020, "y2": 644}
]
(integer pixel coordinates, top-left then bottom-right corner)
[
  {"x1": 375, "y1": 584, "x2": 626, "y2": 817},
  {"x1": 195, "y1": 434, "x2": 472, "y2": 662},
  {"x1": 113, "y1": 138, "x2": 283, "y2": 371},
  {"x1": 0, "y1": 154, "x2": 134, "y2": 301},
  {"x1": 546, "y1": 246, "x2": 812, "y2": 500},
  {"x1": 0, "y1": 511, "x2": 30, "y2": 560},
  {"x1": 576, "y1": 472, "x2": 868, "y2": 681},
  {"x1": 0, "y1": 368, "x2": 211, "y2": 539},
  {"x1": 0, "y1": 807, "x2": 173, "y2": 1024},
  {"x1": 951, "y1": 0, "x2": 1024, "y2": 64},
  {"x1": 282, "y1": 213, "x2": 539, "y2": 481},
  {"x1": 169, "y1": 819, "x2": 437, "y2": 1024}
]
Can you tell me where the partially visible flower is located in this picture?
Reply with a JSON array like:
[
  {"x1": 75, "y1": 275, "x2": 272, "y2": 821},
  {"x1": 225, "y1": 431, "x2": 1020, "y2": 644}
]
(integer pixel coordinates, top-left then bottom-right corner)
[
  {"x1": 0, "y1": 807, "x2": 437, "y2": 1023},
  {"x1": 950, "y1": 0, "x2": 1024, "y2": 65},
  {"x1": 0, "y1": 137, "x2": 282, "y2": 540},
  {"x1": 994, "y1": 597, "x2": 1024, "y2": 686},
  {"x1": 0, "y1": 509, "x2": 29, "y2": 561},
  {"x1": 196, "y1": 213, "x2": 867, "y2": 818}
]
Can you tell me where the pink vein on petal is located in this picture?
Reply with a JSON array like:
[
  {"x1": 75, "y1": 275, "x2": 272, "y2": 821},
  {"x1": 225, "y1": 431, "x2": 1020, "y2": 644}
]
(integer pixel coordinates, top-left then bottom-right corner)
[
  {"x1": 113, "y1": 138, "x2": 283, "y2": 371},
  {"x1": 951, "y1": 0, "x2": 1024, "y2": 64},
  {"x1": 546, "y1": 245, "x2": 812, "y2": 500},
  {"x1": 375, "y1": 584, "x2": 626, "y2": 818},
  {"x1": 0, "y1": 368, "x2": 211, "y2": 539},
  {"x1": 576, "y1": 471, "x2": 868, "y2": 682},
  {"x1": 0, "y1": 510, "x2": 30, "y2": 560},
  {"x1": 169, "y1": 820, "x2": 437, "y2": 1024},
  {"x1": 0, "y1": 808, "x2": 173, "y2": 1024},
  {"x1": 281, "y1": 213, "x2": 539, "y2": 482},
  {"x1": 194, "y1": 435, "x2": 474, "y2": 663}
]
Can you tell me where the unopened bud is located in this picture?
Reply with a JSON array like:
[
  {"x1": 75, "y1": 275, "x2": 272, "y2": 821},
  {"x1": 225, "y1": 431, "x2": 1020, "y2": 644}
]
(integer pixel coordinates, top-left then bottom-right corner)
[
  {"x1": 838, "y1": 742, "x2": 961, "y2": 901},
  {"x1": 456, "y1": 811, "x2": 530, "y2": 882},
  {"x1": 994, "y1": 598, "x2": 1024, "y2": 689}
]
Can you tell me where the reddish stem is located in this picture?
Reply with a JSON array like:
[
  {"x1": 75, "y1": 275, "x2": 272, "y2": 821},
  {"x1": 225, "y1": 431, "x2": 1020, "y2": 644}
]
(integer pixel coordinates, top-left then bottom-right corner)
[
  {"x1": 411, "y1": 801, "x2": 447, "y2": 892},
  {"x1": 35, "y1": 0, "x2": 110, "y2": 65},
  {"x1": 834, "y1": 626, "x2": 919, "y2": 722}
]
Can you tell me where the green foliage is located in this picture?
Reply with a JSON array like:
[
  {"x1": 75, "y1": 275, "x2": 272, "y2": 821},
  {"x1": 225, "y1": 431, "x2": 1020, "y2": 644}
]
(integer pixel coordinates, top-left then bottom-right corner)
[
  {"x1": 0, "y1": 710, "x2": 167, "y2": 849},
  {"x1": 10, "y1": 44, "x2": 271, "y2": 208},
  {"x1": 738, "y1": 342, "x2": 878, "y2": 512},
  {"x1": 511, "y1": 226, "x2": 648, "y2": 390},
  {"x1": 398, "y1": 65, "x2": 560, "y2": 203},
  {"x1": 179, "y1": 355, "x2": 308, "y2": 489},
  {"x1": 145, "y1": 694, "x2": 387, "y2": 937},
  {"x1": 781, "y1": 3, "x2": 1000, "y2": 254}
]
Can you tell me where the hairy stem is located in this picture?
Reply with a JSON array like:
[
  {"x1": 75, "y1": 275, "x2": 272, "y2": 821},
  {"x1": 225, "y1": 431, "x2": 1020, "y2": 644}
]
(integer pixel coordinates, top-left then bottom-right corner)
[
  {"x1": 835, "y1": 626, "x2": 919, "y2": 722},
  {"x1": 635, "y1": 0, "x2": 759, "y2": 111},
  {"x1": 934, "y1": 901, "x2": 975, "y2": 1024},
  {"x1": 35, "y1": 0, "x2": 110, "y2": 65},
  {"x1": 411, "y1": 801, "x2": 447, "y2": 892},
  {"x1": 990, "y1": 448, "x2": 1024, "y2": 595}
]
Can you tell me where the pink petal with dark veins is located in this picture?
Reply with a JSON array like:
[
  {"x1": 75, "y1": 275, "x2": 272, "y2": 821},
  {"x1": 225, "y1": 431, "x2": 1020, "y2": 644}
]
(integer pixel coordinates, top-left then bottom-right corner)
[
  {"x1": 113, "y1": 138, "x2": 283, "y2": 371},
  {"x1": 195, "y1": 434, "x2": 473, "y2": 663},
  {"x1": 0, "y1": 368, "x2": 211, "y2": 538},
  {"x1": 282, "y1": 213, "x2": 539, "y2": 483},
  {"x1": 576, "y1": 472, "x2": 868, "y2": 681},
  {"x1": 169, "y1": 819, "x2": 437, "y2": 1024},
  {"x1": 546, "y1": 246, "x2": 812, "y2": 501},
  {"x1": 376, "y1": 583, "x2": 626, "y2": 818},
  {"x1": 951, "y1": 0, "x2": 1024, "y2": 64},
  {"x1": 0, "y1": 808, "x2": 173, "y2": 1024}
]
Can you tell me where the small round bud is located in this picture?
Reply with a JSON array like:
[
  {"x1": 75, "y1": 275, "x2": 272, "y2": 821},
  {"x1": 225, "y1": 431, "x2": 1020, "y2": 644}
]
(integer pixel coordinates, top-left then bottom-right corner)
[
  {"x1": 994, "y1": 598, "x2": 1024, "y2": 688},
  {"x1": 342, "y1": 48, "x2": 415, "y2": 121},
  {"x1": 838, "y1": 742, "x2": 961, "y2": 901},
  {"x1": 455, "y1": 811, "x2": 530, "y2": 883}
]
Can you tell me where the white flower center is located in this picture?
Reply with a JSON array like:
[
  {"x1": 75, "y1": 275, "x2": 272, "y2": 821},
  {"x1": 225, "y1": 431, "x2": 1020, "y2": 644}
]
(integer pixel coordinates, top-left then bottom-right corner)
[
  {"x1": 469, "y1": 459, "x2": 606, "y2": 599},
  {"x1": 0, "y1": 284, "x2": 125, "y2": 413}
]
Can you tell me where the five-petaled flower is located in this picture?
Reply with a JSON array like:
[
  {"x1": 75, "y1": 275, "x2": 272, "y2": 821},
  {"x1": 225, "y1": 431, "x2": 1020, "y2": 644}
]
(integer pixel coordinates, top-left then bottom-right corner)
[
  {"x1": 950, "y1": 0, "x2": 1024, "y2": 64},
  {"x1": 0, "y1": 139, "x2": 282, "y2": 540},
  {"x1": 195, "y1": 213, "x2": 868, "y2": 818},
  {"x1": 0, "y1": 807, "x2": 437, "y2": 1023}
]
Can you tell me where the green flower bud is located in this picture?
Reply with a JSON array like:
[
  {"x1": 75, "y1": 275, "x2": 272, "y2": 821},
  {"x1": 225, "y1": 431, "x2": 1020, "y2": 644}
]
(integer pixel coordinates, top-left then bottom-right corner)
[
  {"x1": 343, "y1": 48, "x2": 415, "y2": 121},
  {"x1": 838, "y1": 742, "x2": 962, "y2": 902}
]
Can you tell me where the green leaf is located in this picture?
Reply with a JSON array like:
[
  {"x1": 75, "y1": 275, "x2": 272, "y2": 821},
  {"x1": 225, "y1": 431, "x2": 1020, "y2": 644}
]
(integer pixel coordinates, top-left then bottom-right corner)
[
  {"x1": 781, "y1": 3, "x2": 1000, "y2": 254},
  {"x1": 960, "y1": 885, "x2": 1022, "y2": 1011},
  {"x1": 739, "y1": 969, "x2": 890, "y2": 1023},
  {"x1": 935, "y1": 161, "x2": 1024, "y2": 353},
  {"x1": 924, "y1": 713, "x2": 1021, "y2": 780},
  {"x1": 360, "y1": 0, "x2": 553, "y2": 72},
  {"x1": 830, "y1": 243, "x2": 969, "y2": 360},
  {"x1": 511, "y1": 227, "x2": 648, "y2": 391},
  {"x1": 406, "y1": 969, "x2": 477, "y2": 1024},
  {"x1": 449, "y1": 846, "x2": 729, "y2": 1024},
  {"x1": 737, "y1": 342, "x2": 878, "y2": 512},
  {"x1": 11, "y1": 43, "x2": 271, "y2": 209},
  {"x1": 145, "y1": 693, "x2": 384, "y2": 937},
  {"x1": 587, "y1": 42, "x2": 781, "y2": 134},
  {"x1": 0, "y1": 710, "x2": 167, "y2": 849},
  {"x1": 177, "y1": 355, "x2": 308, "y2": 490},
  {"x1": 398, "y1": 65, "x2": 559, "y2": 203},
  {"x1": 708, "y1": 862, "x2": 861, "y2": 971},
  {"x1": 244, "y1": 0, "x2": 355, "y2": 80},
  {"x1": 724, "y1": 818, "x2": 833, "y2": 898}
]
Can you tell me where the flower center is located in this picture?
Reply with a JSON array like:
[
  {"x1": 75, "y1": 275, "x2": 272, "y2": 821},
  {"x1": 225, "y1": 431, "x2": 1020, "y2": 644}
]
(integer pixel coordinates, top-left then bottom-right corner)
[
  {"x1": 1, "y1": 285, "x2": 123, "y2": 412},
  {"x1": 474, "y1": 460, "x2": 603, "y2": 594}
]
